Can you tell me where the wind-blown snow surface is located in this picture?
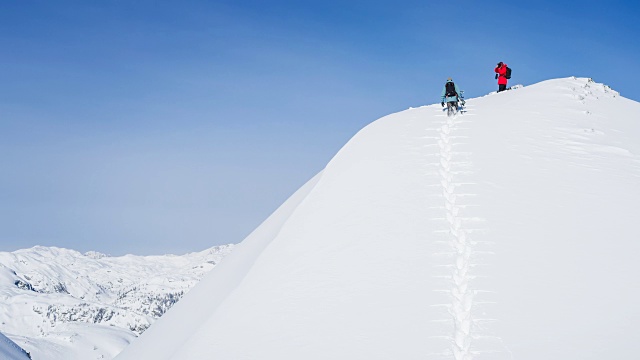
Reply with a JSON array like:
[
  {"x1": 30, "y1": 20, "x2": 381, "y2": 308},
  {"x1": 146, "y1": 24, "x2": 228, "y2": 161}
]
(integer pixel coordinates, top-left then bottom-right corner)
[
  {"x1": 0, "y1": 245, "x2": 233, "y2": 360},
  {"x1": 0, "y1": 331, "x2": 30, "y2": 360},
  {"x1": 116, "y1": 78, "x2": 640, "y2": 360}
]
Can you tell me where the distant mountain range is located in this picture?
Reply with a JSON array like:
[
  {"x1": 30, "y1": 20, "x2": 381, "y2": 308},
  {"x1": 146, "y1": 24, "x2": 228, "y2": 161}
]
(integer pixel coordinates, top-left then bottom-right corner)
[{"x1": 0, "y1": 245, "x2": 233, "y2": 360}]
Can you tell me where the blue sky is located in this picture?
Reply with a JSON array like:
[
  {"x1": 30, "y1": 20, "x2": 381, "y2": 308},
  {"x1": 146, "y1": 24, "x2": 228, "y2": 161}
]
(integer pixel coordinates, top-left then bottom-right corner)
[{"x1": 1, "y1": 0, "x2": 638, "y2": 255}]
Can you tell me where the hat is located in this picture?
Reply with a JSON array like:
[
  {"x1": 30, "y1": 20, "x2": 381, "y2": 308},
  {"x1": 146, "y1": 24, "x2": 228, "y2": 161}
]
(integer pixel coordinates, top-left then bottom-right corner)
[{"x1": 447, "y1": 77, "x2": 452, "y2": 81}]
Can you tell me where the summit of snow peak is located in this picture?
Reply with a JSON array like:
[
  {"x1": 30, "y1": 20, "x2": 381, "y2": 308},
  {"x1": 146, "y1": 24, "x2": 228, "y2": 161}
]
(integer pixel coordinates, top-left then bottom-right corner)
[{"x1": 111, "y1": 77, "x2": 639, "y2": 360}]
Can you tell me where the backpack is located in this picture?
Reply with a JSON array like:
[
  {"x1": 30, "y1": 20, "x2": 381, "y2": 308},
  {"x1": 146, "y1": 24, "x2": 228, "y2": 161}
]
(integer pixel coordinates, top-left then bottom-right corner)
[
  {"x1": 445, "y1": 82, "x2": 457, "y2": 97},
  {"x1": 505, "y1": 66, "x2": 512, "y2": 79}
]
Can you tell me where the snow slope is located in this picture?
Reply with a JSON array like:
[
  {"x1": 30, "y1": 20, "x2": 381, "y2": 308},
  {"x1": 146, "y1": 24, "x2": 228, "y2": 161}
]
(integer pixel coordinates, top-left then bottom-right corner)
[
  {"x1": 0, "y1": 245, "x2": 233, "y2": 360},
  {"x1": 115, "y1": 77, "x2": 640, "y2": 360},
  {"x1": 0, "y1": 331, "x2": 30, "y2": 360}
]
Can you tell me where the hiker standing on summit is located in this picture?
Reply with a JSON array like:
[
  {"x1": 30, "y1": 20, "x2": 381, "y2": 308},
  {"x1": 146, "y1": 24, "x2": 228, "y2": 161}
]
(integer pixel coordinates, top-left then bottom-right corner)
[{"x1": 495, "y1": 62, "x2": 509, "y2": 92}]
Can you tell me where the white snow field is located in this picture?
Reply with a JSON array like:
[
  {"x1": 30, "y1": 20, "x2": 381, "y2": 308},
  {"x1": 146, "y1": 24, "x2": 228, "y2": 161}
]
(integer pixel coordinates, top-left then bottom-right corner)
[
  {"x1": 0, "y1": 245, "x2": 233, "y2": 360},
  {"x1": 115, "y1": 77, "x2": 640, "y2": 360},
  {"x1": 0, "y1": 331, "x2": 30, "y2": 360}
]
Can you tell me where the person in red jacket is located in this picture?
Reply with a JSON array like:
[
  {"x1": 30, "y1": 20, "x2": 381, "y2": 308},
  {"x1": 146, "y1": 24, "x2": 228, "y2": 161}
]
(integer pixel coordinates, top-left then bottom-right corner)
[{"x1": 495, "y1": 62, "x2": 508, "y2": 92}]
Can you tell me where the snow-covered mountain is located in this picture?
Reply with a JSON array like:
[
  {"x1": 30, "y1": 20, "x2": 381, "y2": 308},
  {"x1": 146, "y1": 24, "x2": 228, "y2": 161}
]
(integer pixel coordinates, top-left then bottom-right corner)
[
  {"x1": 0, "y1": 245, "x2": 233, "y2": 360},
  {"x1": 0, "y1": 331, "x2": 31, "y2": 360},
  {"x1": 115, "y1": 77, "x2": 640, "y2": 360}
]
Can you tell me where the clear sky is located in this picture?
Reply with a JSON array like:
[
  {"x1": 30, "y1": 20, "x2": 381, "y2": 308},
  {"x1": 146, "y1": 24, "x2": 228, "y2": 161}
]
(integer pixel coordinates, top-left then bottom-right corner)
[{"x1": 1, "y1": 0, "x2": 638, "y2": 255}]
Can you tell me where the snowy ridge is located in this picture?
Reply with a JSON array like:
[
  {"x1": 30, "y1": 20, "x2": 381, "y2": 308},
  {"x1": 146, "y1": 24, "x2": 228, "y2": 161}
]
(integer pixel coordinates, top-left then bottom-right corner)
[
  {"x1": 114, "y1": 77, "x2": 639, "y2": 359},
  {"x1": 0, "y1": 245, "x2": 233, "y2": 360},
  {"x1": 0, "y1": 331, "x2": 30, "y2": 360}
]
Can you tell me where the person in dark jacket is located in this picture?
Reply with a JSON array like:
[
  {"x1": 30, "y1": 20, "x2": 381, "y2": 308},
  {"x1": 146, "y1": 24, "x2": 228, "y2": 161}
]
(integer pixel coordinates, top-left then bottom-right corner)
[{"x1": 495, "y1": 62, "x2": 508, "y2": 92}]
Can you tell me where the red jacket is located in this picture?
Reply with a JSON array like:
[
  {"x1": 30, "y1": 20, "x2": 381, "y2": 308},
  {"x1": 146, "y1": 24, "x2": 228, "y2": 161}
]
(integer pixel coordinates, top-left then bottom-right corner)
[{"x1": 495, "y1": 64, "x2": 508, "y2": 85}]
